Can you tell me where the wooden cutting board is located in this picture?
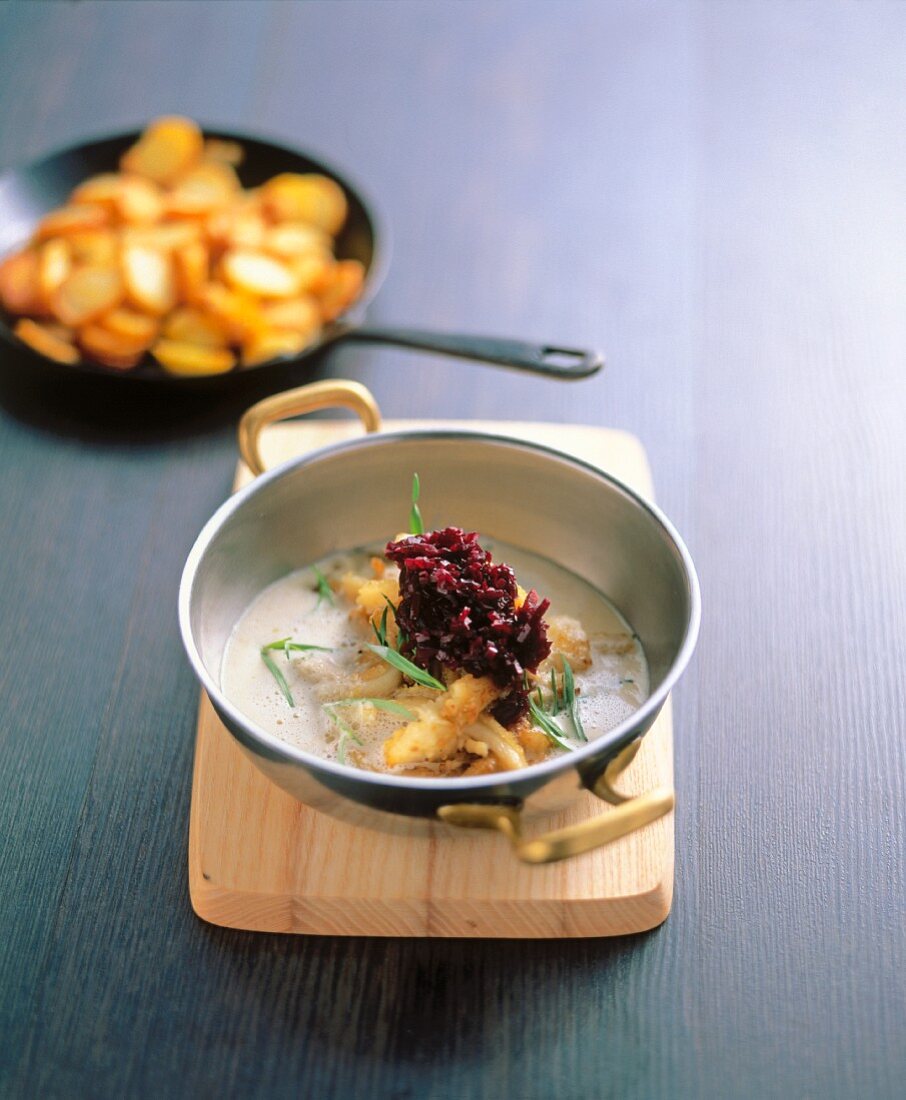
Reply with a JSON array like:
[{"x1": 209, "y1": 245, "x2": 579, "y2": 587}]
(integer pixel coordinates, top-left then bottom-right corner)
[{"x1": 188, "y1": 420, "x2": 674, "y2": 937}]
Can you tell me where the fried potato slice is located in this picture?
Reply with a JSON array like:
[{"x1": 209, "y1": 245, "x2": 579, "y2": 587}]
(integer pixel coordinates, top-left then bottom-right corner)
[
  {"x1": 0, "y1": 249, "x2": 44, "y2": 315},
  {"x1": 120, "y1": 115, "x2": 203, "y2": 185},
  {"x1": 162, "y1": 306, "x2": 228, "y2": 348},
  {"x1": 316, "y1": 259, "x2": 364, "y2": 321},
  {"x1": 240, "y1": 327, "x2": 313, "y2": 367},
  {"x1": 197, "y1": 282, "x2": 264, "y2": 341},
  {"x1": 174, "y1": 240, "x2": 208, "y2": 302},
  {"x1": 286, "y1": 252, "x2": 333, "y2": 294},
  {"x1": 67, "y1": 229, "x2": 118, "y2": 266},
  {"x1": 98, "y1": 307, "x2": 160, "y2": 347},
  {"x1": 13, "y1": 317, "x2": 79, "y2": 364},
  {"x1": 203, "y1": 138, "x2": 244, "y2": 167},
  {"x1": 151, "y1": 338, "x2": 235, "y2": 376},
  {"x1": 51, "y1": 266, "x2": 123, "y2": 326},
  {"x1": 122, "y1": 245, "x2": 176, "y2": 315},
  {"x1": 261, "y1": 173, "x2": 347, "y2": 234},
  {"x1": 38, "y1": 239, "x2": 72, "y2": 306},
  {"x1": 78, "y1": 323, "x2": 146, "y2": 367},
  {"x1": 122, "y1": 221, "x2": 201, "y2": 252},
  {"x1": 71, "y1": 174, "x2": 164, "y2": 224},
  {"x1": 34, "y1": 204, "x2": 109, "y2": 241},
  {"x1": 166, "y1": 162, "x2": 240, "y2": 218},
  {"x1": 262, "y1": 222, "x2": 330, "y2": 260},
  {"x1": 221, "y1": 249, "x2": 299, "y2": 299},
  {"x1": 260, "y1": 295, "x2": 320, "y2": 335}
]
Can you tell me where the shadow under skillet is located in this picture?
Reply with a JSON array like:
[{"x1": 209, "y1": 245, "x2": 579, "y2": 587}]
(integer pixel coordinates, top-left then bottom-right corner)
[{"x1": 0, "y1": 344, "x2": 337, "y2": 448}]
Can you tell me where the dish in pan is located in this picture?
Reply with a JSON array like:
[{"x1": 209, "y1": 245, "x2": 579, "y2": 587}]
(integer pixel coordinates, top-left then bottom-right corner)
[{"x1": 221, "y1": 477, "x2": 649, "y2": 778}]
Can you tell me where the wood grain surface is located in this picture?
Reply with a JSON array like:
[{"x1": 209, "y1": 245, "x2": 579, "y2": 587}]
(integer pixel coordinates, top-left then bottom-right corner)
[
  {"x1": 189, "y1": 419, "x2": 673, "y2": 938},
  {"x1": 1, "y1": 2, "x2": 904, "y2": 1097}
]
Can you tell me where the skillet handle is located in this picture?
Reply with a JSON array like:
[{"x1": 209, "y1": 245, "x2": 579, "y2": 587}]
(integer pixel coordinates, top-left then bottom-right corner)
[
  {"x1": 437, "y1": 738, "x2": 674, "y2": 864},
  {"x1": 341, "y1": 325, "x2": 604, "y2": 380},
  {"x1": 237, "y1": 380, "x2": 382, "y2": 476}
]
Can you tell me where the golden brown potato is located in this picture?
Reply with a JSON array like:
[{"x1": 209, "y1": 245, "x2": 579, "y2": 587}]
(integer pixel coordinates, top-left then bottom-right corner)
[
  {"x1": 262, "y1": 222, "x2": 331, "y2": 260},
  {"x1": 121, "y1": 245, "x2": 176, "y2": 315},
  {"x1": 261, "y1": 173, "x2": 347, "y2": 234},
  {"x1": 197, "y1": 282, "x2": 264, "y2": 341},
  {"x1": 67, "y1": 229, "x2": 119, "y2": 266},
  {"x1": 51, "y1": 266, "x2": 123, "y2": 327},
  {"x1": 203, "y1": 138, "x2": 244, "y2": 167},
  {"x1": 37, "y1": 239, "x2": 72, "y2": 307},
  {"x1": 99, "y1": 307, "x2": 160, "y2": 347},
  {"x1": 174, "y1": 241, "x2": 209, "y2": 303},
  {"x1": 0, "y1": 249, "x2": 44, "y2": 315},
  {"x1": 71, "y1": 174, "x2": 164, "y2": 225},
  {"x1": 78, "y1": 323, "x2": 146, "y2": 367},
  {"x1": 151, "y1": 338, "x2": 236, "y2": 376},
  {"x1": 166, "y1": 162, "x2": 240, "y2": 218},
  {"x1": 221, "y1": 249, "x2": 299, "y2": 299},
  {"x1": 120, "y1": 115, "x2": 203, "y2": 185},
  {"x1": 34, "y1": 205, "x2": 109, "y2": 241},
  {"x1": 13, "y1": 318, "x2": 79, "y2": 364},
  {"x1": 162, "y1": 306, "x2": 229, "y2": 348},
  {"x1": 260, "y1": 296, "x2": 320, "y2": 335},
  {"x1": 240, "y1": 327, "x2": 312, "y2": 367},
  {"x1": 316, "y1": 259, "x2": 365, "y2": 321}
]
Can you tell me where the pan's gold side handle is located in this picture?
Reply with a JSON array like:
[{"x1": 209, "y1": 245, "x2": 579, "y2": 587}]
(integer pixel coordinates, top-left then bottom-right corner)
[
  {"x1": 437, "y1": 739, "x2": 674, "y2": 865},
  {"x1": 238, "y1": 380, "x2": 382, "y2": 476}
]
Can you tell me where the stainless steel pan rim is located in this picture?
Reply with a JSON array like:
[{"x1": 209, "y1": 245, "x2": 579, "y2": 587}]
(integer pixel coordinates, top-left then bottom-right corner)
[{"x1": 178, "y1": 427, "x2": 701, "y2": 795}]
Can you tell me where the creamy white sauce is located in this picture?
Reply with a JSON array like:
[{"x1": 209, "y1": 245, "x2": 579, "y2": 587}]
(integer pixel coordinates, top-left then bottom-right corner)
[{"x1": 221, "y1": 539, "x2": 649, "y2": 772}]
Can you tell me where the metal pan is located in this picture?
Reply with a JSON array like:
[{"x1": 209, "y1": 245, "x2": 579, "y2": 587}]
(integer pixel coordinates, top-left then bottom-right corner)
[
  {"x1": 0, "y1": 128, "x2": 603, "y2": 388},
  {"x1": 178, "y1": 381, "x2": 700, "y2": 864}
]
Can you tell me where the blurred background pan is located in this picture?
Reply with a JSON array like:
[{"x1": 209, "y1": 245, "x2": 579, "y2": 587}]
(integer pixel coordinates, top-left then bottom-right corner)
[{"x1": 0, "y1": 128, "x2": 603, "y2": 389}]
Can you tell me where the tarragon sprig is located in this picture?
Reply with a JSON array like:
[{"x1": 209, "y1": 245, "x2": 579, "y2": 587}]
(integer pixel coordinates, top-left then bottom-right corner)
[
  {"x1": 365, "y1": 643, "x2": 445, "y2": 691},
  {"x1": 409, "y1": 472, "x2": 424, "y2": 535}
]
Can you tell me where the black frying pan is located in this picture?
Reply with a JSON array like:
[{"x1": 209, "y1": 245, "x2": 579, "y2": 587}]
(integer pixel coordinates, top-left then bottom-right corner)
[{"x1": 0, "y1": 128, "x2": 603, "y2": 387}]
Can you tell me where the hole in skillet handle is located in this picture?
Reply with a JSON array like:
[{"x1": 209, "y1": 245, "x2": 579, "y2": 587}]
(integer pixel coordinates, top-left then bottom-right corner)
[{"x1": 539, "y1": 345, "x2": 604, "y2": 378}]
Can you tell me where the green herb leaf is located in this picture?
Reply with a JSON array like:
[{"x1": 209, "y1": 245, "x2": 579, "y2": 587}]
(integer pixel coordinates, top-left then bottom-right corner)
[
  {"x1": 550, "y1": 667, "x2": 561, "y2": 714},
  {"x1": 528, "y1": 697, "x2": 573, "y2": 751},
  {"x1": 409, "y1": 472, "x2": 424, "y2": 535},
  {"x1": 562, "y1": 658, "x2": 587, "y2": 742},
  {"x1": 261, "y1": 636, "x2": 333, "y2": 661},
  {"x1": 260, "y1": 649, "x2": 294, "y2": 707},
  {"x1": 328, "y1": 697, "x2": 417, "y2": 720},
  {"x1": 372, "y1": 605, "x2": 390, "y2": 647},
  {"x1": 313, "y1": 566, "x2": 334, "y2": 607},
  {"x1": 365, "y1": 643, "x2": 446, "y2": 691},
  {"x1": 323, "y1": 703, "x2": 365, "y2": 765}
]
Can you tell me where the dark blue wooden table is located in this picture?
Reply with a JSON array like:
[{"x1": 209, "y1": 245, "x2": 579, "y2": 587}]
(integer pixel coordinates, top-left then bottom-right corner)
[{"x1": 1, "y1": 3, "x2": 904, "y2": 1097}]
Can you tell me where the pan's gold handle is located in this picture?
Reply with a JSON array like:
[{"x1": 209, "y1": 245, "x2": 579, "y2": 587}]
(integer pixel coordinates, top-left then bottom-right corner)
[
  {"x1": 437, "y1": 738, "x2": 674, "y2": 864},
  {"x1": 238, "y1": 380, "x2": 382, "y2": 476}
]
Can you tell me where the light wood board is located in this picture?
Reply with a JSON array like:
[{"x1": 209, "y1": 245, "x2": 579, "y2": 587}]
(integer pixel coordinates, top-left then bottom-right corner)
[{"x1": 188, "y1": 420, "x2": 674, "y2": 937}]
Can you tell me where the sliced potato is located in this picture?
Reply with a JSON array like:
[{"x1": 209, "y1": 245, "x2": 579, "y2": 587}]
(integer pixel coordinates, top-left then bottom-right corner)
[
  {"x1": 34, "y1": 204, "x2": 109, "y2": 241},
  {"x1": 151, "y1": 338, "x2": 235, "y2": 376},
  {"x1": 287, "y1": 251, "x2": 333, "y2": 294},
  {"x1": 174, "y1": 240, "x2": 208, "y2": 302},
  {"x1": 221, "y1": 249, "x2": 298, "y2": 298},
  {"x1": 162, "y1": 306, "x2": 228, "y2": 348},
  {"x1": 51, "y1": 266, "x2": 123, "y2": 326},
  {"x1": 38, "y1": 239, "x2": 72, "y2": 306},
  {"x1": 316, "y1": 259, "x2": 365, "y2": 321},
  {"x1": 166, "y1": 162, "x2": 240, "y2": 218},
  {"x1": 67, "y1": 229, "x2": 119, "y2": 266},
  {"x1": 78, "y1": 323, "x2": 147, "y2": 365},
  {"x1": 262, "y1": 222, "x2": 330, "y2": 260},
  {"x1": 203, "y1": 138, "x2": 244, "y2": 167},
  {"x1": 122, "y1": 221, "x2": 201, "y2": 251},
  {"x1": 97, "y1": 307, "x2": 160, "y2": 349},
  {"x1": 72, "y1": 174, "x2": 164, "y2": 224},
  {"x1": 120, "y1": 115, "x2": 203, "y2": 185},
  {"x1": 261, "y1": 296, "x2": 320, "y2": 335},
  {"x1": 13, "y1": 317, "x2": 79, "y2": 364},
  {"x1": 0, "y1": 249, "x2": 43, "y2": 314},
  {"x1": 197, "y1": 282, "x2": 264, "y2": 341},
  {"x1": 241, "y1": 328, "x2": 313, "y2": 367},
  {"x1": 122, "y1": 245, "x2": 176, "y2": 315},
  {"x1": 260, "y1": 173, "x2": 347, "y2": 234}
]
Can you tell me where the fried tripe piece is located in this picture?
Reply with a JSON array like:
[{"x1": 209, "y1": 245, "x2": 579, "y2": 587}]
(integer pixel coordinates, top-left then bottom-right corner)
[{"x1": 543, "y1": 615, "x2": 593, "y2": 672}]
